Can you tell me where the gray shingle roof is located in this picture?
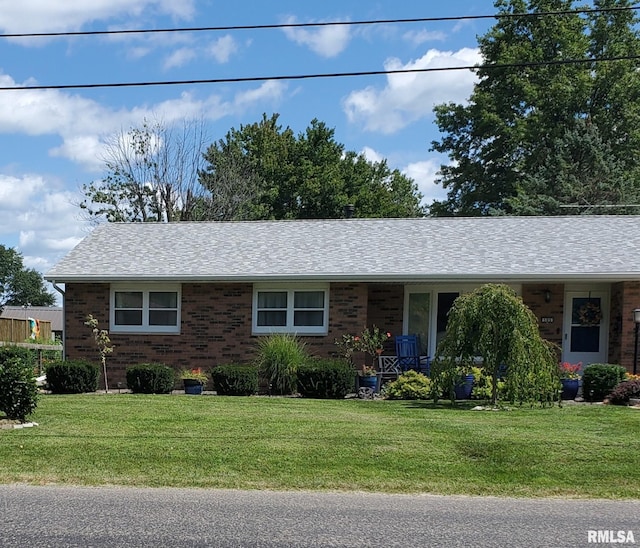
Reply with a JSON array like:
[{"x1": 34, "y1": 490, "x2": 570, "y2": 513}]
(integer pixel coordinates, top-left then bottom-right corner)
[{"x1": 45, "y1": 216, "x2": 640, "y2": 283}]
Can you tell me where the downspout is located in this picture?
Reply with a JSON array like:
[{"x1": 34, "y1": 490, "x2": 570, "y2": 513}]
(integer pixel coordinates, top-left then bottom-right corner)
[{"x1": 51, "y1": 281, "x2": 65, "y2": 359}]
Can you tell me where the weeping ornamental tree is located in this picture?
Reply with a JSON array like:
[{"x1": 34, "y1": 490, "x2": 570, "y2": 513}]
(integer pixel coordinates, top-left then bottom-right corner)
[{"x1": 432, "y1": 284, "x2": 559, "y2": 406}]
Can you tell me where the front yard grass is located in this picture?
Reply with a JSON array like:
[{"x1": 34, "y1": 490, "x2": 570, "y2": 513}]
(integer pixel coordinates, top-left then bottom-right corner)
[{"x1": 1, "y1": 395, "x2": 639, "y2": 498}]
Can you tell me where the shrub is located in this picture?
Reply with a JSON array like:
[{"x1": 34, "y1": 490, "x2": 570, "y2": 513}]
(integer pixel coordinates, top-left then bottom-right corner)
[
  {"x1": 211, "y1": 364, "x2": 259, "y2": 396},
  {"x1": 469, "y1": 366, "x2": 505, "y2": 401},
  {"x1": 0, "y1": 345, "x2": 36, "y2": 367},
  {"x1": 383, "y1": 370, "x2": 433, "y2": 400},
  {"x1": 255, "y1": 333, "x2": 307, "y2": 395},
  {"x1": 296, "y1": 358, "x2": 355, "y2": 399},
  {"x1": 126, "y1": 363, "x2": 175, "y2": 394},
  {"x1": 606, "y1": 380, "x2": 640, "y2": 405},
  {"x1": 45, "y1": 360, "x2": 99, "y2": 394},
  {"x1": 0, "y1": 349, "x2": 38, "y2": 421},
  {"x1": 582, "y1": 363, "x2": 627, "y2": 402}
]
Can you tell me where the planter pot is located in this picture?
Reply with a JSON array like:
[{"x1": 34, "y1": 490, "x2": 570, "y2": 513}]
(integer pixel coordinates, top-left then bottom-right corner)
[
  {"x1": 359, "y1": 375, "x2": 378, "y2": 391},
  {"x1": 560, "y1": 378, "x2": 579, "y2": 400},
  {"x1": 454, "y1": 375, "x2": 475, "y2": 400},
  {"x1": 183, "y1": 379, "x2": 204, "y2": 395}
]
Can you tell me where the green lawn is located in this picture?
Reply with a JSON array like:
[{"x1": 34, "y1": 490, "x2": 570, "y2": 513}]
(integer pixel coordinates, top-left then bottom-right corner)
[{"x1": 1, "y1": 394, "x2": 639, "y2": 498}]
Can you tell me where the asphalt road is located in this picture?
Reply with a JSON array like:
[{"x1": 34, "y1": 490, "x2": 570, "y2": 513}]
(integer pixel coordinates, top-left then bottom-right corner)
[{"x1": 0, "y1": 485, "x2": 638, "y2": 547}]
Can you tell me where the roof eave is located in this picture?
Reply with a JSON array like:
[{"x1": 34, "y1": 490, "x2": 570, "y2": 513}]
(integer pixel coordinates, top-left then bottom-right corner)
[{"x1": 46, "y1": 271, "x2": 640, "y2": 284}]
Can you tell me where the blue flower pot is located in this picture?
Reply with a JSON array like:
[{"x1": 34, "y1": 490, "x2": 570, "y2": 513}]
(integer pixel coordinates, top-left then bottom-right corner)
[
  {"x1": 454, "y1": 375, "x2": 474, "y2": 400},
  {"x1": 560, "y1": 378, "x2": 579, "y2": 400},
  {"x1": 184, "y1": 379, "x2": 204, "y2": 395},
  {"x1": 359, "y1": 375, "x2": 378, "y2": 391}
]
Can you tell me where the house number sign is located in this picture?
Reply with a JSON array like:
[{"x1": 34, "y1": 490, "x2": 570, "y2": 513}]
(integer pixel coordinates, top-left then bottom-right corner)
[{"x1": 540, "y1": 317, "x2": 554, "y2": 323}]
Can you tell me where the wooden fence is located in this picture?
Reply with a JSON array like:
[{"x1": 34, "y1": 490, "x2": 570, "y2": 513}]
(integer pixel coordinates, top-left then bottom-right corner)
[{"x1": 0, "y1": 317, "x2": 53, "y2": 343}]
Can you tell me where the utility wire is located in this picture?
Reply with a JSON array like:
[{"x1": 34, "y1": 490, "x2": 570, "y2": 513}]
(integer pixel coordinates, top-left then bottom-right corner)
[
  {"x1": 0, "y1": 54, "x2": 638, "y2": 92},
  {"x1": 1, "y1": 6, "x2": 638, "y2": 39}
]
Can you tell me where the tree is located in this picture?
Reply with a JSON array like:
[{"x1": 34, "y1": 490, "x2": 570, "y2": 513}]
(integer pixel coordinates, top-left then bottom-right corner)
[
  {"x1": 200, "y1": 113, "x2": 426, "y2": 219},
  {"x1": 430, "y1": 0, "x2": 640, "y2": 216},
  {"x1": 432, "y1": 284, "x2": 559, "y2": 406},
  {"x1": 80, "y1": 118, "x2": 214, "y2": 223},
  {"x1": 0, "y1": 245, "x2": 56, "y2": 311},
  {"x1": 507, "y1": 119, "x2": 640, "y2": 214}
]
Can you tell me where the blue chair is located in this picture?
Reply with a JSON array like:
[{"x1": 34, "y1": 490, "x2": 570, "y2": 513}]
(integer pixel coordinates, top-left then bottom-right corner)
[
  {"x1": 395, "y1": 335, "x2": 431, "y2": 376},
  {"x1": 395, "y1": 335, "x2": 421, "y2": 373}
]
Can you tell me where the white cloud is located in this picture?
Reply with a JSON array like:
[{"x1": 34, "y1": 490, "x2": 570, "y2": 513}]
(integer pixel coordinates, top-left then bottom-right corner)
[
  {"x1": 360, "y1": 147, "x2": 383, "y2": 164},
  {"x1": 343, "y1": 47, "x2": 481, "y2": 134},
  {"x1": 403, "y1": 29, "x2": 447, "y2": 46},
  {"x1": 0, "y1": 73, "x2": 287, "y2": 171},
  {"x1": 163, "y1": 47, "x2": 197, "y2": 70},
  {"x1": 206, "y1": 35, "x2": 238, "y2": 64},
  {"x1": 402, "y1": 159, "x2": 447, "y2": 206},
  {"x1": 358, "y1": 148, "x2": 447, "y2": 207},
  {"x1": 0, "y1": 174, "x2": 46, "y2": 209},
  {"x1": 0, "y1": 173, "x2": 88, "y2": 273},
  {"x1": 234, "y1": 81, "x2": 287, "y2": 108},
  {"x1": 281, "y1": 16, "x2": 351, "y2": 58},
  {"x1": 0, "y1": 0, "x2": 195, "y2": 35}
]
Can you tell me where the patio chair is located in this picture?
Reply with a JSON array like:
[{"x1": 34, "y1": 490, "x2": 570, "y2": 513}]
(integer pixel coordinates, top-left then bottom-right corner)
[{"x1": 395, "y1": 335, "x2": 421, "y2": 373}]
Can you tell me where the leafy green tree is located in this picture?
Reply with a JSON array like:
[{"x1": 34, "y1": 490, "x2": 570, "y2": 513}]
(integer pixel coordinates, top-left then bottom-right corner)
[
  {"x1": 0, "y1": 245, "x2": 55, "y2": 310},
  {"x1": 507, "y1": 119, "x2": 640, "y2": 214},
  {"x1": 432, "y1": 284, "x2": 559, "y2": 406},
  {"x1": 200, "y1": 113, "x2": 425, "y2": 219},
  {"x1": 430, "y1": 0, "x2": 640, "y2": 216}
]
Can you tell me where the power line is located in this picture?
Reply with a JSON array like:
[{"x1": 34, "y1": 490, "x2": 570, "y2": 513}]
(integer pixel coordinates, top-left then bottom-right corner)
[
  {"x1": 1, "y1": 6, "x2": 638, "y2": 39},
  {"x1": 0, "y1": 54, "x2": 638, "y2": 92}
]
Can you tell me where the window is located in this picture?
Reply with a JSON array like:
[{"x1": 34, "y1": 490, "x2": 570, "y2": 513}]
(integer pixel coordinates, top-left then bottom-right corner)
[
  {"x1": 110, "y1": 285, "x2": 180, "y2": 333},
  {"x1": 253, "y1": 286, "x2": 328, "y2": 335}
]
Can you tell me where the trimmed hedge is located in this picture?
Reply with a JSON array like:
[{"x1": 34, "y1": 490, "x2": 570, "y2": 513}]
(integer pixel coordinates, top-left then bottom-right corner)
[
  {"x1": 582, "y1": 363, "x2": 627, "y2": 402},
  {"x1": 45, "y1": 360, "x2": 99, "y2": 394},
  {"x1": 0, "y1": 347, "x2": 38, "y2": 421},
  {"x1": 296, "y1": 358, "x2": 355, "y2": 399},
  {"x1": 211, "y1": 364, "x2": 258, "y2": 396},
  {"x1": 126, "y1": 363, "x2": 175, "y2": 394}
]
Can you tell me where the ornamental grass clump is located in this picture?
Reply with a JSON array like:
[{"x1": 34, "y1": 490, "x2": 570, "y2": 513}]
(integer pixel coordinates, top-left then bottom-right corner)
[
  {"x1": 432, "y1": 283, "x2": 559, "y2": 406},
  {"x1": 256, "y1": 333, "x2": 307, "y2": 395}
]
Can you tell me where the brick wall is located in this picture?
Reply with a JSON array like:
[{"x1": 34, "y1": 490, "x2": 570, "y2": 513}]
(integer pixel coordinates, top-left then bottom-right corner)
[
  {"x1": 67, "y1": 280, "x2": 640, "y2": 386},
  {"x1": 522, "y1": 283, "x2": 564, "y2": 349},
  {"x1": 64, "y1": 281, "x2": 370, "y2": 387},
  {"x1": 610, "y1": 281, "x2": 640, "y2": 372}
]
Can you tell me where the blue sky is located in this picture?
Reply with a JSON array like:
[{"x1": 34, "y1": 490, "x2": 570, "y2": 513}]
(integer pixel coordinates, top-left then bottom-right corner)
[{"x1": 0, "y1": 0, "x2": 497, "y2": 281}]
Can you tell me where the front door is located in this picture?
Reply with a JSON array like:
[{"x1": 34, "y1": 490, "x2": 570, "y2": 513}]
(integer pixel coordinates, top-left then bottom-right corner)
[{"x1": 562, "y1": 291, "x2": 608, "y2": 366}]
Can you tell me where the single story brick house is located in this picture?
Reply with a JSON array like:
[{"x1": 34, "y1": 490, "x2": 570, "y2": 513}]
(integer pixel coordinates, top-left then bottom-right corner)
[{"x1": 45, "y1": 216, "x2": 640, "y2": 386}]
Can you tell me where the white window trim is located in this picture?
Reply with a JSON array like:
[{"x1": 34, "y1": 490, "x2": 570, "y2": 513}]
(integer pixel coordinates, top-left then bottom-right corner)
[
  {"x1": 252, "y1": 284, "x2": 329, "y2": 335},
  {"x1": 110, "y1": 284, "x2": 181, "y2": 334}
]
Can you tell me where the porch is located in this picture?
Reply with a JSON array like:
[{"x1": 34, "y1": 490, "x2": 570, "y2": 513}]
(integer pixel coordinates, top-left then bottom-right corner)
[{"x1": 363, "y1": 280, "x2": 640, "y2": 374}]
